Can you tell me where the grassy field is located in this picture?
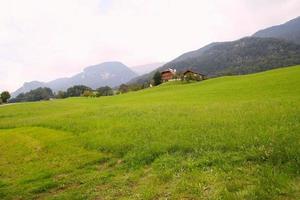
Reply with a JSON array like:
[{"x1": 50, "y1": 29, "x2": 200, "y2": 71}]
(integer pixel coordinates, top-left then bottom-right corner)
[{"x1": 0, "y1": 66, "x2": 300, "y2": 199}]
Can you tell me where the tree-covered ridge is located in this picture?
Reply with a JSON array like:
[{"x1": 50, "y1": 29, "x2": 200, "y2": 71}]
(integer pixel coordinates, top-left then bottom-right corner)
[
  {"x1": 131, "y1": 37, "x2": 300, "y2": 84},
  {"x1": 163, "y1": 37, "x2": 300, "y2": 76},
  {"x1": 253, "y1": 16, "x2": 300, "y2": 44}
]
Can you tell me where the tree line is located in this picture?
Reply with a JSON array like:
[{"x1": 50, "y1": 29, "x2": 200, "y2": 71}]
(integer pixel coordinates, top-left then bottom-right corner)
[
  {"x1": 7, "y1": 81, "x2": 151, "y2": 103},
  {"x1": 2, "y1": 71, "x2": 202, "y2": 104}
]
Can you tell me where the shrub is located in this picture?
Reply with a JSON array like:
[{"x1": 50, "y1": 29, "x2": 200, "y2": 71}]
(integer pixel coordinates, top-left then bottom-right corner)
[
  {"x1": 82, "y1": 90, "x2": 94, "y2": 97},
  {"x1": 153, "y1": 71, "x2": 162, "y2": 86},
  {"x1": 55, "y1": 91, "x2": 68, "y2": 99}
]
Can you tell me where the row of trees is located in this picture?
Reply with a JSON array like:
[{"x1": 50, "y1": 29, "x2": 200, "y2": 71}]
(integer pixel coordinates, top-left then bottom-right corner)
[
  {"x1": 56, "y1": 85, "x2": 115, "y2": 99},
  {"x1": 54, "y1": 83, "x2": 151, "y2": 99},
  {"x1": 2, "y1": 70, "x2": 202, "y2": 104},
  {"x1": 7, "y1": 82, "x2": 150, "y2": 103},
  {"x1": 10, "y1": 87, "x2": 54, "y2": 103},
  {"x1": 60, "y1": 83, "x2": 151, "y2": 98}
]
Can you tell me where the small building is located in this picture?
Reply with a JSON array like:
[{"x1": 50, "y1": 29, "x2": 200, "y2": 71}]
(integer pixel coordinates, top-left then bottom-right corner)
[
  {"x1": 183, "y1": 70, "x2": 206, "y2": 80},
  {"x1": 161, "y1": 68, "x2": 176, "y2": 82}
]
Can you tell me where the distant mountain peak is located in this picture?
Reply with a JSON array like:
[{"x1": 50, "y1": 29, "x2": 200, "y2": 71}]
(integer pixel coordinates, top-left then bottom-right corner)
[{"x1": 13, "y1": 61, "x2": 137, "y2": 97}]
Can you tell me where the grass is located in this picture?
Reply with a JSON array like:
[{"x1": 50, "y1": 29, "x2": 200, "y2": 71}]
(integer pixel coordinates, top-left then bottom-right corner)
[{"x1": 0, "y1": 65, "x2": 300, "y2": 199}]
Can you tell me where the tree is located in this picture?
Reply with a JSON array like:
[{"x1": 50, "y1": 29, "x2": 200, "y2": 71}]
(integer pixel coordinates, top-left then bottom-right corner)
[
  {"x1": 31, "y1": 87, "x2": 53, "y2": 101},
  {"x1": 96, "y1": 86, "x2": 114, "y2": 96},
  {"x1": 66, "y1": 85, "x2": 92, "y2": 97},
  {"x1": 119, "y1": 84, "x2": 129, "y2": 93},
  {"x1": 1, "y1": 91, "x2": 11, "y2": 103},
  {"x1": 153, "y1": 71, "x2": 162, "y2": 86},
  {"x1": 55, "y1": 91, "x2": 68, "y2": 99}
]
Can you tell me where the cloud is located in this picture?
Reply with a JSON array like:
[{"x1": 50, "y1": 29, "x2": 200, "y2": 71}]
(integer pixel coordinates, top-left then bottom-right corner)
[{"x1": 0, "y1": 0, "x2": 299, "y2": 92}]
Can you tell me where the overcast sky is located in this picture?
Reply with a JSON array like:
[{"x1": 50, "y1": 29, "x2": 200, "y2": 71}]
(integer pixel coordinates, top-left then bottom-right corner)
[{"x1": 0, "y1": 0, "x2": 299, "y2": 92}]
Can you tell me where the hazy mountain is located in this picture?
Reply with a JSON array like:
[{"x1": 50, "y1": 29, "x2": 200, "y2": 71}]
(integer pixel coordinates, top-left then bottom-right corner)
[
  {"x1": 253, "y1": 16, "x2": 300, "y2": 44},
  {"x1": 68, "y1": 62, "x2": 137, "y2": 88},
  {"x1": 13, "y1": 81, "x2": 46, "y2": 97},
  {"x1": 13, "y1": 62, "x2": 137, "y2": 97},
  {"x1": 131, "y1": 62, "x2": 165, "y2": 75},
  {"x1": 130, "y1": 37, "x2": 300, "y2": 84}
]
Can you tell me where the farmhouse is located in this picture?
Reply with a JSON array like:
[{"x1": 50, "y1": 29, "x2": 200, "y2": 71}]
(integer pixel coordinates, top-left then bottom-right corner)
[
  {"x1": 161, "y1": 68, "x2": 176, "y2": 82},
  {"x1": 183, "y1": 70, "x2": 206, "y2": 80}
]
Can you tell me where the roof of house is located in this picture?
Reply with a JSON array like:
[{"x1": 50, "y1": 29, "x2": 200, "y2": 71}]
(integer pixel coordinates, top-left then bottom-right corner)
[
  {"x1": 161, "y1": 70, "x2": 172, "y2": 74},
  {"x1": 183, "y1": 70, "x2": 206, "y2": 76},
  {"x1": 161, "y1": 69, "x2": 176, "y2": 74}
]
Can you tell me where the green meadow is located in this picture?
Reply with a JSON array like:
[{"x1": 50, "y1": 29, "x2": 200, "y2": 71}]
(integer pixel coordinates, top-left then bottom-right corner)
[{"x1": 0, "y1": 66, "x2": 300, "y2": 199}]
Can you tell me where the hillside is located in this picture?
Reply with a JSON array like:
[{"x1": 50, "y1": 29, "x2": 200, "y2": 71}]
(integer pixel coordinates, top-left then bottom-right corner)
[
  {"x1": 131, "y1": 37, "x2": 300, "y2": 84},
  {"x1": 253, "y1": 16, "x2": 300, "y2": 44},
  {"x1": 13, "y1": 62, "x2": 137, "y2": 97},
  {"x1": 1, "y1": 66, "x2": 300, "y2": 199},
  {"x1": 130, "y1": 16, "x2": 300, "y2": 84},
  {"x1": 163, "y1": 37, "x2": 300, "y2": 76}
]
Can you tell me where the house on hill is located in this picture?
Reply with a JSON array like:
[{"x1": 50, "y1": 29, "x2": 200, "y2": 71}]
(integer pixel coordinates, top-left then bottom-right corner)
[
  {"x1": 183, "y1": 70, "x2": 206, "y2": 81},
  {"x1": 161, "y1": 68, "x2": 176, "y2": 82}
]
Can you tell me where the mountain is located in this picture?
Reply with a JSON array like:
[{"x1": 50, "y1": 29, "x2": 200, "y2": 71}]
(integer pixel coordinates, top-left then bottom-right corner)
[
  {"x1": 162, "y1": 37, "x2": 300, "y2": 76},
  {"x1": 253, "y1": 16, "x2": 300, "y2": 44},
  {"x1": 130, "y1": 37, "x2": 300, "y2": 84},
  {"x1": 13, "y1": 62, "x2": 137, "y2": 97},
  {"x1": 13, "y1": 81, "x2": 46, "y2": 97},
  {"x1": 68, "y1": 62, "x2": 137, "y2": 88},
  {"x1": 131, "y1": 62, "x2": 165, "y2": 75},
  {"x1": 129, "y1": 16, "x2": 300, "y2": 84}
]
